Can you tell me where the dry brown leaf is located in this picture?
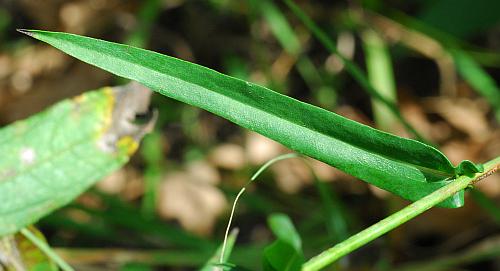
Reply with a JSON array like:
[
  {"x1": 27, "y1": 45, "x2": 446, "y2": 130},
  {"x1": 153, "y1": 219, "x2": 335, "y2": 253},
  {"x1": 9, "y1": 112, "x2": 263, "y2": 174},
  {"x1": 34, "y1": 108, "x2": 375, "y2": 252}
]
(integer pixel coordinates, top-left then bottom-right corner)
[
  {"x1": 0, "y1": 55, "x2": 11, "y2": 79},
  {"x1": 307, "y1": 158, "x2": 341, "y2": 182},
  {"x1": 96, "y1": 167, "x2": 144, "y2": 200},
  {"x1": 271, "y1": 158, "x2": 312, "y2": 194},
  {"x1": 122, "y1": 175, "x2": 145, "y2": 201},
  {"x1": 441, "y1": 140, "x2": 480, "y2": 165},
  {"x1": 157, "y1": 172, "x2": 227, "y2": 236},
  {"x1": 97, "y1": 169, "x2": 128, "y2": 195},
  {"x1": 246, "y1": 131, "x2": 283, "y2": 165},
  {"x1": 400, "y1": 100, "x2": 435, "y2": 140},
  {"x1": 271, "y1": 51, "x2": 296, "y2": 82},
  {"x1": 186, "y1": 160, "x2": 221, "y2": 185},
  {"x1": 335, "y1": 105, "x2": 372, "y2": 126},
  {"x1": 424, "y1": 98, "x2": 490, "y2": 141},
  {"x1": 475, "y1": 174, "x2": 500, "y2": 197},
  {"x1": 209, "y1": 143, "x2": 247, "y2": 170},
  {"x1": 369, "y1": 184, "x2": 391, "y2": 199}
]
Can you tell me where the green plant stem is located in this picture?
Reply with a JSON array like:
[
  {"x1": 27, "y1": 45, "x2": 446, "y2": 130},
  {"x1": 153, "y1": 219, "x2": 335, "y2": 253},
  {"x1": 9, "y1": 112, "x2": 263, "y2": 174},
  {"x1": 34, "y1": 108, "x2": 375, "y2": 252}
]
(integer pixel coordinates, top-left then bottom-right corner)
[
  {"x1": 20, "y1": 228, "x2": 75, "y2": 271},
  {"x1": 302, "y1": 156, "x2": 500, "y2": 271},
  {"x1": 220, "y1": 153, "x2": 300, "y2": 265}
]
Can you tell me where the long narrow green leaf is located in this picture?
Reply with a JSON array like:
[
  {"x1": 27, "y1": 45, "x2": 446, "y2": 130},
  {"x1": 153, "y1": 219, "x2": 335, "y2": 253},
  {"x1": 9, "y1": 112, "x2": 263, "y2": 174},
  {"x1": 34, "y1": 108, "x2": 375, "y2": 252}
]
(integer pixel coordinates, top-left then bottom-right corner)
[
  {"x1": 362, "y1": 30, "x2": 399, "y2": 131},
  {"x1": 254, "y1": 0, "x2": 301, "y2": 55},
  {"x1": 19, "y1": 30, "x2": 483, "y2": 208},
  {"x1": 451, "y1": 49, "x2": 500, "y2": 121},
  {"x1": 0, "y1": 83, "x2": 154, "y2": 236},
  {"x1": 140, "y1": 131, "x2": 164, "y2": 218}
]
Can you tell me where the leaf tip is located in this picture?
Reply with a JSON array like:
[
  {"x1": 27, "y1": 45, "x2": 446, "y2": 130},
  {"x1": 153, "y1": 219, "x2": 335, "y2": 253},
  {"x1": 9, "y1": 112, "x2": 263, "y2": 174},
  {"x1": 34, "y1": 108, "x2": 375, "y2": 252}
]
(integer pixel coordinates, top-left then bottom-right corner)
[{"x1": 16, "y1": 29, "x2": 35, "y2": 37}]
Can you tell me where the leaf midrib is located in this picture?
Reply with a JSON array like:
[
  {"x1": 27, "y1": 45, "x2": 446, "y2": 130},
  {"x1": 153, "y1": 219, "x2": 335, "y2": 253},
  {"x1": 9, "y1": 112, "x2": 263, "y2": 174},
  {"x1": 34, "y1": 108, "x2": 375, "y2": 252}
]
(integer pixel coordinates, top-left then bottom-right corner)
[
  {"x1": 118, "y1": 52, "x2": 454, "y2": 179},
  {"x1": 37, "y1": 31, "x2": 455, "y2": 180}
]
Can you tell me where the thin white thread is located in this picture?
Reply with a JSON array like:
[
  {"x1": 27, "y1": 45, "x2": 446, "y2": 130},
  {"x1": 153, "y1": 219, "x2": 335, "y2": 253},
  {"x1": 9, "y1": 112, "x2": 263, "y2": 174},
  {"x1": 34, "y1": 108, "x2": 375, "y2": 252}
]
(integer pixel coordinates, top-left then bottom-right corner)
[{"x1": 219, "y1": 187, "x2": 246, "y2": 265}]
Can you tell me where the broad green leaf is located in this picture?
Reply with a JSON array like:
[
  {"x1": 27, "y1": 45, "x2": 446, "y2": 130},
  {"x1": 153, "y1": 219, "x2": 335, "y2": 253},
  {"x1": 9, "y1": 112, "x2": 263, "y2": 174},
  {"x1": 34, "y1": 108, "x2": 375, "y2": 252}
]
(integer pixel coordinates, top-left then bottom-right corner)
[
  {"x1": 263, "y1": 213, "x2": 304, "y2": 271},
  {"x1": 0, "y1": 83, "x2": 155, "y2": 236},
  {"x1": 19, "y1": 30, "x2": 484, "y2": 208}
]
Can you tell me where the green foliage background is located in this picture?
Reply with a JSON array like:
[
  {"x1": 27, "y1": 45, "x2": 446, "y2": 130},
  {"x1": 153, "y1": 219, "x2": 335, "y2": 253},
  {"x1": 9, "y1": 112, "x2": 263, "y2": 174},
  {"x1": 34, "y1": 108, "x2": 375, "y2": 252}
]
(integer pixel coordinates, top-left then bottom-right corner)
[{"x1": 0, "y1": 0, "x2": 499, "y2": 270}]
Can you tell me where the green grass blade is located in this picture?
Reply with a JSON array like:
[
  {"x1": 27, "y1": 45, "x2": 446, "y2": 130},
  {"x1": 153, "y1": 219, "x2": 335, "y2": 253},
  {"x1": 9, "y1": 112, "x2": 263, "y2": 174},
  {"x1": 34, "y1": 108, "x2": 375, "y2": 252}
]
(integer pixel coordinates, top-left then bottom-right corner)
[
  {"x1": 313, "y1": 177, "x2": 350, "y2": 243},
  {"x1": 362, "y1": 30, "x2": 399, "y2": 131},
  {"x1": 140, "y1": 131, "x2": 164, "y2": 218},
  {"x1": 18, "y1": 29, "x2": 483, "y2": 208},
  {"x1": 1, "y1": 227, "x2": 58, "y2": 271},
  {"x1": 125, "y1": 0, "x2": 162, "y2": 48},
  {"x1": 20, "y1": 228, "x2": 74, "y2": 271},
  {"x1": 254, "y1": 0, "x2": 335, "y2": 106},
  {"x1": 0, "y1": 83, "x2": 154, "y2": 236},
  {"x1": 200, "y1": 229, "x2": 239, "y2": 271},
  {"x1": 377, "y1": 10, "x2": 500, "y2": 121},
  {"x1": 85, "y1": 191, "x2": 213, "y2": 250},
  {"x1": 282, "y1": 0, "x2": 427, "y2": 142},
  {"x1": 255, "y1": 0, "x2": 301, "y2": 55},
  {"x1": 451, "y1": 49, "x2": 500, "y2": 121}
]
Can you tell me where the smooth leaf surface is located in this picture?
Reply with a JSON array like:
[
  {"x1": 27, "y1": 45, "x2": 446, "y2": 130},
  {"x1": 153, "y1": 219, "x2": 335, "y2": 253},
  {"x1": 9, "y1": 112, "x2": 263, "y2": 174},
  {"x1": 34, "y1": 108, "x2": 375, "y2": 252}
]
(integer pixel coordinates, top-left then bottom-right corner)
[
  {"x1": 268, "y1": 214, "x2": 302, "y2": 250},
  {"x1": 263, "y1": 213, "x2": 304, "y2": 271},
  {"x1": 0, "y1": 83, "x2": 154, "y2": 236},
  {"x1": 20, "y1": 30, "x2": 484, "y2": 207}
]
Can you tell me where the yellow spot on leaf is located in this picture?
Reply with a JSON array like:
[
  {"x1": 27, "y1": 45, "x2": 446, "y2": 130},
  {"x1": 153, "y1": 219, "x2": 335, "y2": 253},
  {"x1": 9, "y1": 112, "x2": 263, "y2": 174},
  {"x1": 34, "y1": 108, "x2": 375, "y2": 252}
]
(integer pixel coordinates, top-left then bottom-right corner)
[
  {"x1": 94, "y1": 87, "x2": 115, "y2": 139},
  {"x1": 72, "y1": 93, "x2": 86, "y2": 104},
  {"x1": 100, "y1": 87, "x2": 115, "y2": 132},
  {"x1": 117, "y1": 136, "x2": 139, "y2": 156}
]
